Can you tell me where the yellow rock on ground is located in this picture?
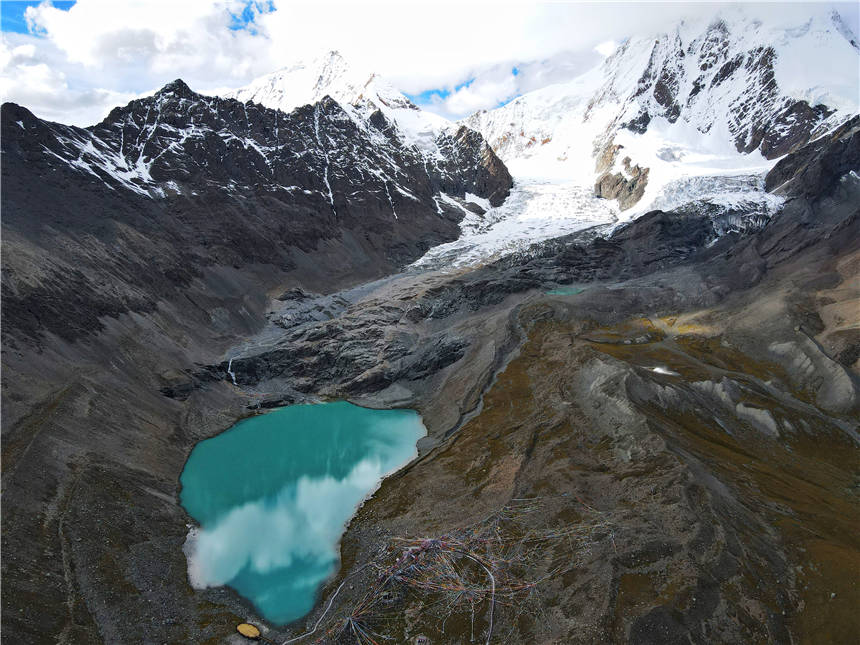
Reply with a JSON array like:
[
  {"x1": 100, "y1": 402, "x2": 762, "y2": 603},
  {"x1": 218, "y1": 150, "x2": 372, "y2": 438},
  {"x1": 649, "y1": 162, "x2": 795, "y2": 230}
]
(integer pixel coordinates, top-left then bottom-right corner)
[{"x1": 237, "y1": 623, "x2": 261, "y2": 639}]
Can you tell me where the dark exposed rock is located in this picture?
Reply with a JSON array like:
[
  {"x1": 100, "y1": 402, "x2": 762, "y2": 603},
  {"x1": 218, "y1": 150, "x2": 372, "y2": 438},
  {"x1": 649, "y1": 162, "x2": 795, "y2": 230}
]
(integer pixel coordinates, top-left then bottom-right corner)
[
  {"x1": 632, "y1": 32, "x2": 684, "y2": 124},
  {"x1": 757, "y1": 100, "x2": 835, "y2": 158},
  {"x1": 622, "y1": 110, "x2": 652, "y2": 134},
  {"x1": 765, "y1": 114, "x2": 860, "y2": 197},
  {"x1": 594, "y1": 156, "x2": 650, "y2": 210},
  {"x1": 276, "y1": 287, "x2": 315, "y2": 301},
  {"x1": 435, "y1": 125, "x2": 512, "y2": 207},
  {"x1": 710, "y1": 53, "x2": 745, "y2": 88}
]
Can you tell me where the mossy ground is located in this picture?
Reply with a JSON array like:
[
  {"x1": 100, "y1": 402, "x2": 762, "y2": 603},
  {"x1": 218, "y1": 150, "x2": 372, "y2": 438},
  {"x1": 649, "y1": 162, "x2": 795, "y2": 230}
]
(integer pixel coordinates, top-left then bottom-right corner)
[{"x1": 321, "y1": 312, "x2": 858, "y2": 644}]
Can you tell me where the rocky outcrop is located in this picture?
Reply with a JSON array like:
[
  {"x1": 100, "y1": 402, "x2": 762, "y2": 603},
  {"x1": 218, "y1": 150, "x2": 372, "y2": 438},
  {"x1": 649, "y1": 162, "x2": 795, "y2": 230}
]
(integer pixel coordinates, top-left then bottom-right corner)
[
  {"x1": 594, "y1": 156, "x2": 650, "y2": 210},
  {"x1": 595, "y1": 141, "x2": 623, "y2": 174},
  {"x1": 436, "y1": 126, "x2": 513, "y2": 206},
  {"x1": 765, "y1": 114, "x2": 860, "y2": 197}
]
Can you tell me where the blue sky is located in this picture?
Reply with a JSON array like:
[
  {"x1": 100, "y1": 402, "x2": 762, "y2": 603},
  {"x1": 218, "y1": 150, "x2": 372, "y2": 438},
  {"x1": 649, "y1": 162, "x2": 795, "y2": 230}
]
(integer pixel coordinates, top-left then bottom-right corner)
[
  {"x1": 227, "y1": 0, "x2": 274, "y2": 33},
  {"x1": 1, "y1": 1, "x2": 75, "y2": 33},
  {"x1": 405, "y1": 67, "x2": 521, "y2": 111},
  {"x1": 0, "y1": 1, "x2": 276, "y2": 33},
  {"x1": 2, "y1": 1, "x2": 857, "y2": 126},
  {"x1": 1, "y1": 1, "x2": 267, "y2": 33}
]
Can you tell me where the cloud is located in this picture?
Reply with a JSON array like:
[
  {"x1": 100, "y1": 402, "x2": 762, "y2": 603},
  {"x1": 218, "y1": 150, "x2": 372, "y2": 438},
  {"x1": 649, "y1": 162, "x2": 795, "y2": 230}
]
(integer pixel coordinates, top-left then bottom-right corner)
[
  {"x1": 594, "y1": 40, "x2": 619, "y2": 58},
  {"x1": 187, "y1": 458, "x2": 384, "y2": 588},
  {"x1": 2, "y1": 0, "x2": 277, "y2": 124},
  {"x1": 423, "y1": 49, "x2": 605, "y2": 119},
  {"x1": 22, "y1": 0, "x2": 271, "y2": 82},
  {"x1": 442, "y1": 71, "x2": 519, "y2": 116},
  {"x1": 0, "y1": 34, "x2": 138, "y2": 124},
  {"x1": 1, "y1": 0, "x2": 858, "y2": 126}
]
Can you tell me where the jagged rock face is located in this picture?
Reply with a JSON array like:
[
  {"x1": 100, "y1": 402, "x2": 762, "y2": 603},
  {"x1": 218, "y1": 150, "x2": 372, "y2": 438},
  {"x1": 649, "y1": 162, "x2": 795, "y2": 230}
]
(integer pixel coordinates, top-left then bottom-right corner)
[
  {"x1": 610, "y1": 26, "x2": 838, "y2": 159},
  {"x1": 472, "y1": 11, "x2": 856, "y2": 162},
  {"x1": 435, "y1": 126, "x2": 512, "y2": 206},
  {"x1": 7, "y1": 79, "x2": 508, "y2": 215},
  {"x1": 765, "y1": 114, "x2": 860, "y2": 197},
  {"x1": 224, "y1": 50, "x2": 498, "y2": 198},
  {"x1": 1, "y1": 81, "x2": 511, "y2": 345}
]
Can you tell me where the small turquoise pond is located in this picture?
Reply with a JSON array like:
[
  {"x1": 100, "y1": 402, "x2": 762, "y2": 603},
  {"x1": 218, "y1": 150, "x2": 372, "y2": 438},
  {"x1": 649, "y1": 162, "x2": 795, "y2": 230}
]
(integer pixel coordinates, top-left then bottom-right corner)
[
  {"x1": 545, "y1": 286, "x2": 585, "y2": 296},
  {"x1": 180, "y1": 401, "x2": 425, "y2": 625}
]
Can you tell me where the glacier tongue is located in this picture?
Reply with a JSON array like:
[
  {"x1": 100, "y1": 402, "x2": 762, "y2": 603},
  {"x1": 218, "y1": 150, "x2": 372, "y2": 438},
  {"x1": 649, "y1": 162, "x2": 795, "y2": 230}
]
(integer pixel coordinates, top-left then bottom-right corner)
[{"x1": 411, "y1": 179, "x2": 618, "y2": 271}]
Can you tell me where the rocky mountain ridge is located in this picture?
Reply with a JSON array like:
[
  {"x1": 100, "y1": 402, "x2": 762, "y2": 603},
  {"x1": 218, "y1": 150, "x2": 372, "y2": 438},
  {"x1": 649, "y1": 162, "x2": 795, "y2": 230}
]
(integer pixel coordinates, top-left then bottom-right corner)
[{"x1": 1, "y1": 78, "x2": 511, "y2": 345}]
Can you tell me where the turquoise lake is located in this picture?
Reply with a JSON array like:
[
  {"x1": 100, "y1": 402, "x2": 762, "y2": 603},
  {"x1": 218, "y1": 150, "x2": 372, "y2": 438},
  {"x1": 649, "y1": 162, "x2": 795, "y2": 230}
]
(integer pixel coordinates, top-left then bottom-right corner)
[
  {"x1": 545, "y1": 285, "x2": 585, "y2": 296},
  {"x1": 180, "y1": 401, "x2": 425, "y2": 625}
]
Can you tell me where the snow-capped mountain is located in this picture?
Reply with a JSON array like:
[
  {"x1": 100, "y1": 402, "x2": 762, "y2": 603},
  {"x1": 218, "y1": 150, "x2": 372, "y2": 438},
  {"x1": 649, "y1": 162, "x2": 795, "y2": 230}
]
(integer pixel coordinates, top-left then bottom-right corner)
[
  {"x1": 4, "y1": 76, "x2": 510, "y2": 218},
  {"x1": 226, "y1": 50, "x2": 413, "y2": 116},
  {"x1": 226, "y1": 50, "x2": 450, "y2": 155},
  {"x1": 465, "y1": 8, "x2": 859, "y2": 210}
]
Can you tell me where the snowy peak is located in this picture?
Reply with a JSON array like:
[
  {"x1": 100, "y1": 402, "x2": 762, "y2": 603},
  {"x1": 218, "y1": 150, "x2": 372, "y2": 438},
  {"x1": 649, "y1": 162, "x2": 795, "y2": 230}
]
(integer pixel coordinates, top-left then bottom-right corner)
[
  {"x1": 155, "y1": 78, "x2": 196, "y2": 100},
  {"x1": 226, "y1": 50, "x2": 415, "y2": 116},
  {"x1": 596, "y1": 6, "x2": 859, "y2": 155},
  {"x1": 464, "y1": 7, "x2": 859, "y2": 211},
  {"x1": 829, "y1": 8, "x2": 860, "y2": 48},
  {"x1": 226, "y1": 51, "x2": 452, "y2": 155}
]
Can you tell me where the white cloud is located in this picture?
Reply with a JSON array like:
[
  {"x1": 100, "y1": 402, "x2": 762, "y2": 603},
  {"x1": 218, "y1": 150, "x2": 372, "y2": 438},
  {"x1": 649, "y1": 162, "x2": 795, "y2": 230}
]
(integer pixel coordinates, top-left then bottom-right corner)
[
  {"x1": 188, "y1": 458, "x2": 384, "y2": 588},
  {"x1": 0, "y1": 35, "x2": 138, "y2": 124},
  {"x1": 1, "y1": 0, "x2": 857, "y2": 126},
  {"x1": 594, "y1": 40, "x2": 618, "y2": 58},
  {"x1": 443, "y1": 72, "x2": 519, "y2": 116},
  {"x1": 425, "y1": 49, "x2": 606, "y2": 119}
]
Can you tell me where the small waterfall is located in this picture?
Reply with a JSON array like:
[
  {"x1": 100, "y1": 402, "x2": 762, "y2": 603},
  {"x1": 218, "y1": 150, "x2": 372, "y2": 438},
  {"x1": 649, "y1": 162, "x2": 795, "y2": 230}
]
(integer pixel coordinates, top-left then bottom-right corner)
[{"x1": 227, "y1": 358, "x2": 237, "y2": 385}]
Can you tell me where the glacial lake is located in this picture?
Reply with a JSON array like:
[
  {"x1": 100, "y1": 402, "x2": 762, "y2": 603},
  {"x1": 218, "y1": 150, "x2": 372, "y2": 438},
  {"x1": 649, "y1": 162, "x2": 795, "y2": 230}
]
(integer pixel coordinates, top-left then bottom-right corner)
[
  {"x1": 545, "y1": 285, "x2": 586, "y2": 296},
  {"x1": 180, "y1": 401, "x2": 425, "y2": 625}
]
